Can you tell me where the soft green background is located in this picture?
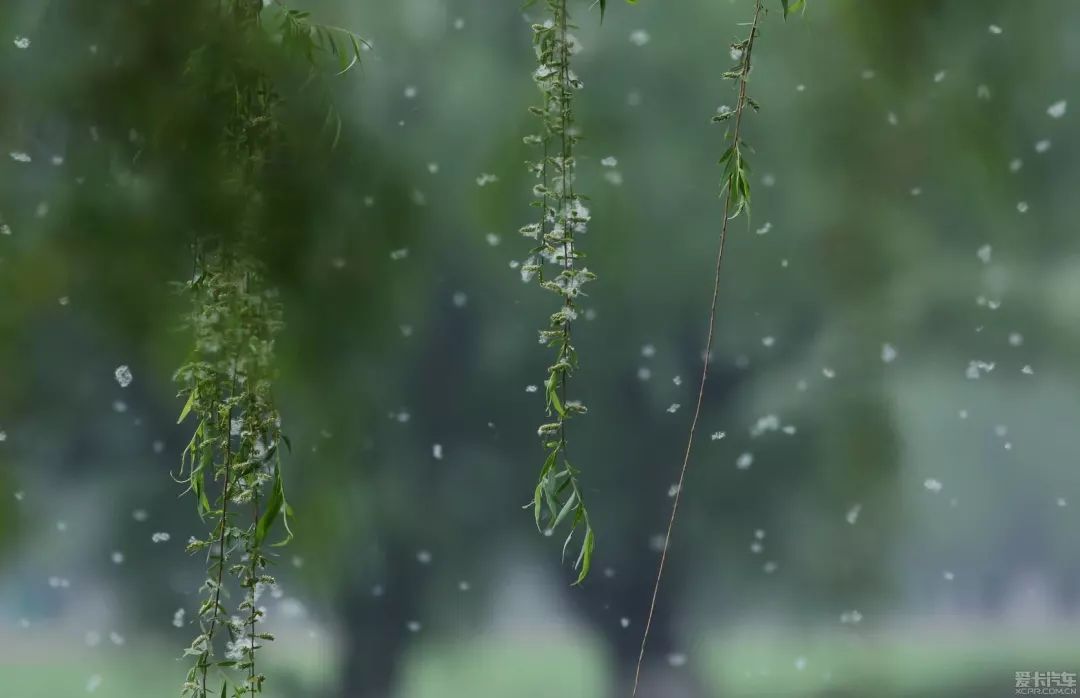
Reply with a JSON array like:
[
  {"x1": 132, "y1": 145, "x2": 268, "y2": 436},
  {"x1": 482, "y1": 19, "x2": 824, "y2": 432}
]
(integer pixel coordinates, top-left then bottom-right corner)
[{"x1": 2, "y1": 0, "x2": 1079, "y2": 696}]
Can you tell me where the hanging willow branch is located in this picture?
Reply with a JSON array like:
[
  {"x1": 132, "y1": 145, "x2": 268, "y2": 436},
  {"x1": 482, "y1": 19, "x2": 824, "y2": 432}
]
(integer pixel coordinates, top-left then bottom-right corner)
[
  {"x1": 521, "y1": 0, "x2": 597, "y2": 585},
  {"x1": 173, "y1": 2, "x2": 360, "y2": 696},
  {"x1": 632, "y1": 0, "x2": 782, "y2": 692},
  {"x1": 176, "y1": 246, "x2": 290, "y2": 698}
]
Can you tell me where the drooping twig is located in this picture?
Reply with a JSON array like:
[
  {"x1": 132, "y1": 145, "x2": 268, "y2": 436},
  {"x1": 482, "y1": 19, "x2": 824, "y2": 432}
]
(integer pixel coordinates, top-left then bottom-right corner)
[
  {"x1": 522, "y1": 0, "x2": 597, "y2": 585},
  {"x1": 632, "y1": 0, "x2": 765, "y2": 693}
]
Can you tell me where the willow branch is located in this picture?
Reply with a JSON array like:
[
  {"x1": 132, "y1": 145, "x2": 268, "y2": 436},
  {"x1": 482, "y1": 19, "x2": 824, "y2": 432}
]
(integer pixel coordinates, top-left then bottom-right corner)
[{"x1": 632, "y1": 1, "x2": 764, "y2": 693}]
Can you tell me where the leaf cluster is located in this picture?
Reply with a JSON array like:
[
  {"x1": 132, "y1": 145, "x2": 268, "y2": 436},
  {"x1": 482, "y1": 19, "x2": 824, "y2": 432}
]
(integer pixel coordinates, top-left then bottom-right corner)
[
  {"x1": 175, "y1": 247, "x2": 292, "y2": 697},
  {"x1": 518, "y1": 0, "x2": 598, "y2": 585},
  {"x1": 169, "y1": 0, "x2": 360, "y2": 693}
]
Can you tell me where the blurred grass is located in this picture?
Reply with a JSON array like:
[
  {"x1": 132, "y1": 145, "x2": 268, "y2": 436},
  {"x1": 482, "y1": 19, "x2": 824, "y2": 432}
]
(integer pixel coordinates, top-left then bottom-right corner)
[
  {"x1": 2, "y1": 646, "x2": 186, "y2": 697},
  {"x1": 0, "y1": 629, "x2": 334, "y2": 698},
  {"x1": 396, "y1": 633, "x2": 610, "y2": 698},
  {"x1": 4, "y1": 624, "x2": 1078, "y2": 697},
  {"x1": 702, "y1": 622, "x2": 1080, "y2": 697}
]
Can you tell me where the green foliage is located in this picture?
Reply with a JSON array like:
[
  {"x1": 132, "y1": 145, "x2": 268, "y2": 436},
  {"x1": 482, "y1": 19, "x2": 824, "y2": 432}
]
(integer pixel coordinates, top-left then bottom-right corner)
[
  {"x1": 268, "y1": 2, "x2": 367, "y2": 149},
  {"x1": 175, "y1": 246, "x2": 287, "y2": 698},
  {"x1": 170, "y1": 0, "x2": 360, "y2": 695},
  {"x1": 527, "y1": 0, "x2": 636, "y2": 22},
  {"x1": 710, "y1": 14, "x2": 762, "y2": 220},
  {"x1": 271, "y1": 4, "x2": 366, "y2": 74},
  {"x1": 520, "y1": 0, "x2": 596, "y2": 585},
  {"x1": 255, "y1": 464, "x2": 293, "y2": 548},
  {"x1": 780, "y1": 0, "x2": 806, "y2": 19},
  {"x1": 598, "y1": 0, "x2": 639, "y2": 22}
]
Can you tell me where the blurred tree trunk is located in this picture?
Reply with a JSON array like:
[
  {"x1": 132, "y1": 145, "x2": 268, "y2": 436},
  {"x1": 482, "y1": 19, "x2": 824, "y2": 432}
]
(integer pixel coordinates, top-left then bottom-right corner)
[{"x1": 339, "y1": 545, "x2": 415, "y2": 698}]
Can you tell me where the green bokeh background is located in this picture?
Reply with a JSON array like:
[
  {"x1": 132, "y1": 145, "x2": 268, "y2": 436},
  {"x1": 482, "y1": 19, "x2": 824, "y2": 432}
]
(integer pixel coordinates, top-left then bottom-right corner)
[{"x1": 2, "y1": 1, "x2": 1080, "y2": 696}]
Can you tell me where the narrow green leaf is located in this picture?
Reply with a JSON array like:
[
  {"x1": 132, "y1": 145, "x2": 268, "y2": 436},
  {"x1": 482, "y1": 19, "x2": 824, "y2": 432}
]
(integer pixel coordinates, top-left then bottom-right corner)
[
  {"x1": 326, "y1": 28, "x2": 341, "y2": 65},
  {"x1": 538, "y1": 448, "x2": 558, "y2": 477},
  {"x1": 177, "y1": 389, "x2": 196, "y2": 424},
  {"x1": 533, "y1": 481, "x2": 544, "y2": 529},
  {"x1": 561, "y1": 521, "x2": 577, "y2": 562},
  {"x1": 330, "y1": 109, "x2": 343, "y2": 150},
  {"x1": 553, "y1": 490, "x2": 577, "y2": 529},
  {"x1": 782, "y1": 0, "x2": 806, "y2": 18},
  {"x1": 191, "y1": 451, "x2": 211, "y2": 519},
  {"x1": 572, "y1": 526, "x2": 595, "y2": 585},
  {"x1": 548, "y1": 384, "x2": 565, "y2": 417},
  {"x1": 544, "y1": 485, "x2": 561, "y2": 522},
  {"x1": 255, "y1": 467, "x2": 287, "y2": 547}
]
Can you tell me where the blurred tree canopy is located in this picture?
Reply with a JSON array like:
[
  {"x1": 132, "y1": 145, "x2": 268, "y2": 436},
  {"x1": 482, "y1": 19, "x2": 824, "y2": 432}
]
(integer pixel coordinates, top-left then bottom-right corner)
[{"x1": 3, "y1": 0, "x2": 1080, "y2": 696}]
